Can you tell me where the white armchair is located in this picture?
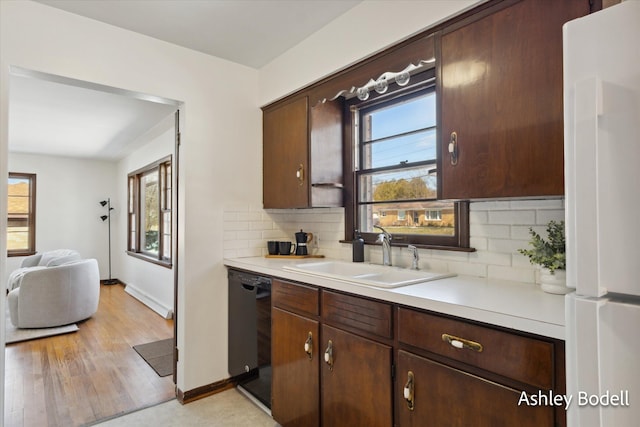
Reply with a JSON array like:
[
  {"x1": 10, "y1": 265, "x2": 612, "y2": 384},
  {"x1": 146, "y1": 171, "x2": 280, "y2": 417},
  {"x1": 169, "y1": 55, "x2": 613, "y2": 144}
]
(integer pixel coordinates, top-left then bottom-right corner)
[
  {"x1": 7, "y1": 249, "x2": 81, "y2": 292},
  {"x1": 7, "y1": 259, "x2": 100, "y2": 328}
]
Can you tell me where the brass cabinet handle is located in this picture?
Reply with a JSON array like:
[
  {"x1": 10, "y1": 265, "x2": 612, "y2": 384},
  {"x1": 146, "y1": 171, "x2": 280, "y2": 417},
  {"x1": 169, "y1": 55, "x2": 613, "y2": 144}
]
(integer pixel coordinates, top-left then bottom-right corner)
[
  {"x1": 324, "y1": 340, "x2": 333, "y2": 370},
  {"x1": 448, "y1": 131, "x2": 458, "y2": 166},
  {"x1": 296, "y1": 163, "x2": 304, "y2": 186},
  {"x1": 442, "y1": 333, "x2": 483, "y2": 353},
  {"x1": 304, "y1": 332, "x2": 313, "y2": 359},
  {"x1": 404, "y1": 371, "x2": 415, "y2": 411}
]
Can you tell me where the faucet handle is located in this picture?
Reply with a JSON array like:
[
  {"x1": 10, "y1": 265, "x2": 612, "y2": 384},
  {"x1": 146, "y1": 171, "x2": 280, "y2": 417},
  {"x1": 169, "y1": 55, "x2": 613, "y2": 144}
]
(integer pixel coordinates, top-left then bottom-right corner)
[{"x1": 408, "y1": 245, "x2": 419, "y2": 270}]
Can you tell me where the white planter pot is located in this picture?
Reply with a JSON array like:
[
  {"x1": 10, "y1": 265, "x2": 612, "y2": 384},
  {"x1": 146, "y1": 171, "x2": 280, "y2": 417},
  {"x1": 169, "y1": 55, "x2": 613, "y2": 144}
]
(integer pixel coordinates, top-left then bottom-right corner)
[{"x1": 538, "y1": 268, "x2": 570, "y2": 294}]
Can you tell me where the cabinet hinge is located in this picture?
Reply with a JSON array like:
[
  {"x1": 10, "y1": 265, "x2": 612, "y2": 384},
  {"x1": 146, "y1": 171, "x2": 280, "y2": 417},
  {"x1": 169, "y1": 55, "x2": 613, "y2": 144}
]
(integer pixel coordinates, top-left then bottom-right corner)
[{"x1": 174, "y1": 347, "x2": 179, "y2": 362}]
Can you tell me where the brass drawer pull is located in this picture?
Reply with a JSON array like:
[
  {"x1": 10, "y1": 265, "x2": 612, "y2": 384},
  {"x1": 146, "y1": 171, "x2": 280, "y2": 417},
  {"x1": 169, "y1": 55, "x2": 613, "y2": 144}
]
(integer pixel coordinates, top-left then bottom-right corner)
[
  {"x1": 324, "y1": 340, "x2": 334, "y2": 370},
  {"x1": 448, "y1": 131, "x2": 458, "y2": 166},
  {"x1": 304, "y1": 332, "x2": 313, "y2": 359},
  {"x1": 442, "y1": 333, "x2": 483, "y2": 353},
  {"x1": 404, "y1": 371, "x2": 415, "y2": 411}
]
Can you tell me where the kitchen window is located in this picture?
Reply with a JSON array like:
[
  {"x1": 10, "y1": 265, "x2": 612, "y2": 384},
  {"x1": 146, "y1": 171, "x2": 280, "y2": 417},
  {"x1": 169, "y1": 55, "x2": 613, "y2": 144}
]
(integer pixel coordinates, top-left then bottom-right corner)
[
  {"x1": 7, "y1": 172, "x2": 36, "y2": 256},
  {"x1": 127, "y1": 156, "x2": 172, "y2": 267},
  {"x1": 345, "y1": 70, "x2": 469, "y2": 249}
]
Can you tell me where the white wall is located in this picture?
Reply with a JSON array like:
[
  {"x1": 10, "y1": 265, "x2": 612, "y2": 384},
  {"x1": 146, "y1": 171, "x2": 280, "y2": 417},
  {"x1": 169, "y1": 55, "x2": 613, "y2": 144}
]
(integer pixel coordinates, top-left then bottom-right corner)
[
  {"x1": 259, "y1": 0, "x2": 479, "y2": 104},
  {"x1": 116, "y1": 113, "x2": 175, "y2": 318},
  {"x1": 6, "y1": 153, "x2": 117, "y2": 277},
  {"x1": 1, "y1": 0, "x2": 261, "y2": 396}
]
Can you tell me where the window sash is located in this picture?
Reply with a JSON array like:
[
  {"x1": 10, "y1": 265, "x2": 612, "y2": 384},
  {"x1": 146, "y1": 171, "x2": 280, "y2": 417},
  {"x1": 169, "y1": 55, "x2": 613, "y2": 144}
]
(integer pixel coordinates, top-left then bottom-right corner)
[
  {"x1": 7, "y1": 173, "x2": 36, "y2": 256},
  {"x1": 344, "y1": 70, "x2": 470, "y2": 249},
  {"x1": 127, "y1": 156, "x2": 172, "y2": 266}
]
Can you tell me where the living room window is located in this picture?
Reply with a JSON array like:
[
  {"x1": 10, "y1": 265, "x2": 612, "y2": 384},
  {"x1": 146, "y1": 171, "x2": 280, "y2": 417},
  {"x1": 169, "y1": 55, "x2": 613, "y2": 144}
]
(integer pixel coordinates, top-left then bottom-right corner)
[
  {"x1": 127, "y1": 156, "x2": 172, "y2": 267},
  {"x1": 7, "y1": 173, "x2": 36, "y2": 257},
  {"x1": 346, "y1": 71, "x2": 469, "y2": 249}
]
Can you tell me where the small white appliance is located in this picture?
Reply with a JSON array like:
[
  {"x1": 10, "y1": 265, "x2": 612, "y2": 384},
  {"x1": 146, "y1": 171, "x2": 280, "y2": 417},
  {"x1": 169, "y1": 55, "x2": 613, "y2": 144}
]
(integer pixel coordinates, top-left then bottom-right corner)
[{"x1": 563, "y1": 2, "x2": 640, "y2": 426}]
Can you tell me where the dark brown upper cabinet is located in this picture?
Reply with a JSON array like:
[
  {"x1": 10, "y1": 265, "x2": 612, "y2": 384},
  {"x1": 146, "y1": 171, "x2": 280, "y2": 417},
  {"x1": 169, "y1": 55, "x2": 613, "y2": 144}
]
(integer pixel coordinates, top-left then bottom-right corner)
[
  {"x1": 438, "y1": 0, "x2": 591, "y2": 200},
  {"x1": 262, "y1": 95, "x2": 343, "y2": 209}
]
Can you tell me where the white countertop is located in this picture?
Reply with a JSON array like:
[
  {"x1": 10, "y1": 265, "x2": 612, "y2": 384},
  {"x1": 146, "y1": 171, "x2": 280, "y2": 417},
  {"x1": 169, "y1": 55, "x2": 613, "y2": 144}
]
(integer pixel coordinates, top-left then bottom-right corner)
[{"x1": 224, "y1": 256, "x2": 566, "y2": 340}]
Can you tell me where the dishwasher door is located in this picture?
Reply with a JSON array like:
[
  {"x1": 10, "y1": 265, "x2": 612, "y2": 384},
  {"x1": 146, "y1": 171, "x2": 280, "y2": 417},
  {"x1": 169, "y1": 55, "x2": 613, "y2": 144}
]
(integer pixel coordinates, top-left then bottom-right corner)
[{"x1": 228, "y1": 269, "x2": 272, "y2": 408}]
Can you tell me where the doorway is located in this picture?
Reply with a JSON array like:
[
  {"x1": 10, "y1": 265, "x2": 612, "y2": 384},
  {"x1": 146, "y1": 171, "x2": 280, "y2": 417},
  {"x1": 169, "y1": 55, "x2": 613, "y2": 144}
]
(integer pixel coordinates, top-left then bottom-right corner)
[{"x1": 3, "y1": 67, "x2": 182, "y2": 425}]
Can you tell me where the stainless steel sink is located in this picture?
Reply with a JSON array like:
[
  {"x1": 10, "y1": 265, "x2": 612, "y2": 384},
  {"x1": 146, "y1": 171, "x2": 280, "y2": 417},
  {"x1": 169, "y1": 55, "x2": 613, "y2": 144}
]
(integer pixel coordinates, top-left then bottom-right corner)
[{"x1": 282, "y1": 260, "x2": 455, "y2": 288}]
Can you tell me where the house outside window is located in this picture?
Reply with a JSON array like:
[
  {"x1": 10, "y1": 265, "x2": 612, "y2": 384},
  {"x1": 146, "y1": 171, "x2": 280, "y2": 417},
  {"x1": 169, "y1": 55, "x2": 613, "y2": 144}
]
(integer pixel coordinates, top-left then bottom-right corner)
[
  {"x1": 347, "y1": 70, "x2": 469, "y2": 248},
  {"x1": 127, "y1": 156, "x2": 172, "y2": 266},
  {"x1": 7, "y1": 173, "x2": 36, "y2": 256},
  {"x1": 425, "y1": 209, "x2": 442, "y2": 221}
]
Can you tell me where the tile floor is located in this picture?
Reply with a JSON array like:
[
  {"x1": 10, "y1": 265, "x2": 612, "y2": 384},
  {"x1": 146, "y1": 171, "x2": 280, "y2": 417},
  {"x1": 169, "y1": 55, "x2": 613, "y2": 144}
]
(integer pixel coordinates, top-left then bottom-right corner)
[{"x1": 93, "y1": 388, "x2": 278, "y2": 427}]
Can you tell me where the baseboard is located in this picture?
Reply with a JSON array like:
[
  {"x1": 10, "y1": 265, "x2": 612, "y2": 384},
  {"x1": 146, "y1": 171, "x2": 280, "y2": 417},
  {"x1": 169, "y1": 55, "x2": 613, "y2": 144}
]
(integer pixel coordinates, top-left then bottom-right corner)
[
  {"x1": 176, "y1": 377, "x2": 238, "y2": 404},
  {"x1": 124, "y1": 284, "x2": 173, "y2": 319}
]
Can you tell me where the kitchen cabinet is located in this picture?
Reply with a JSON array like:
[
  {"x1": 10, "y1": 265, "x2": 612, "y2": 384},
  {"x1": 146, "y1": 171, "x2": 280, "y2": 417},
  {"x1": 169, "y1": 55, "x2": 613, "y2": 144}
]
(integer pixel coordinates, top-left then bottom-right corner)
[
  {"x1": 396, "y1": 351, "x2": 552, "y2": 427},
  {"x1": 321, "y1": 291, "x2": 393, "y2": 427},
  {"x1": 271, "y1": 280, "x2": 320, "y2": 427},
  {"x1": 262, "y1": 95, "x2": 343, "y2": 209},
  {"x1": 271, "y1": 281, "x2": 393, "y2": 426},
  {"x1": 396, "y1": 306, "x2": 564, "y2": 427},
  {"x1": 264, "y1": 273, "x2": 565, "y2": 427},
  {"x1": 272, "y1": 308, "x2": 320, "y2": 427},
  {"x1": 439, "y1": 0, "x2": 591, "y2": 199}
]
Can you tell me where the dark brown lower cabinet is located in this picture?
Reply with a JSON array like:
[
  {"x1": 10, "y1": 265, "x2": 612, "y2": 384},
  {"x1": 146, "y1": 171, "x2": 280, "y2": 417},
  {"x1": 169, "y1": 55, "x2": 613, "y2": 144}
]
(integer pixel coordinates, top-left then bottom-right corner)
[
  {"x1": 396, "y1": 350, "x2": 553, "y2": 427},
  {"x1": 271, "y1": 307, "x2": 320, "y2": 427},
  {"x1": 321, "y1": 324, "x2": 393, "y2": 427}
]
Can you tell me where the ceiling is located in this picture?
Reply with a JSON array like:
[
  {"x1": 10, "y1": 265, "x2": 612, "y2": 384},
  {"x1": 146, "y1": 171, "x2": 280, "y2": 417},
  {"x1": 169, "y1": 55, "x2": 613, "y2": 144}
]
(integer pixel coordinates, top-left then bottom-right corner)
[
  {"x1": 35, "y1": 0, "x2": 362, "y2": 69},
  {"x1": 10, "y1": 0, "x2": 362, "y2": 160}
]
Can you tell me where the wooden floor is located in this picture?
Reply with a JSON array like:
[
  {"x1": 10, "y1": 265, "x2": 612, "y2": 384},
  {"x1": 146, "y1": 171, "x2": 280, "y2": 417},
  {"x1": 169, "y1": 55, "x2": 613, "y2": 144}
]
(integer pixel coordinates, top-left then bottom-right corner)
[{"x1": 4, "y1": 284, "x2": 175, "y2": 427}]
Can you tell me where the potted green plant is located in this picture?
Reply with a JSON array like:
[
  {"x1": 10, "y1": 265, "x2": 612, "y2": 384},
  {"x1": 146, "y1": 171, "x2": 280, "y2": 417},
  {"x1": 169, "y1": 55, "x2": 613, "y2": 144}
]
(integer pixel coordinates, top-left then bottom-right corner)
[{"x1": 518, "y1": 220, "x2": 569, "y2": 294}]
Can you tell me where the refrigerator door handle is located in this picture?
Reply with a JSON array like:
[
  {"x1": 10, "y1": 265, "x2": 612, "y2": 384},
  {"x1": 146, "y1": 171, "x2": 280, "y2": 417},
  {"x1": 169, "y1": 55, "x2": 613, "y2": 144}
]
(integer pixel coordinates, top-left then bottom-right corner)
[{"x1": 572, "y1": 77, "x2": 606, "y2": 297}]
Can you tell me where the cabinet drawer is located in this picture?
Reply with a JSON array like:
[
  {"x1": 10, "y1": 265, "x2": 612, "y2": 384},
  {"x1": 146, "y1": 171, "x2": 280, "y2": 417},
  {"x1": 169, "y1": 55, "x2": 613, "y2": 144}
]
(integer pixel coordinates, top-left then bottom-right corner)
[
  {"x1": 398, "y1": 307, "x2": 554, "y2": 389},
  {"x1": 322, "y1": 291, "x2": 392, "y2": 340},
  {"x1": 272, "y1": 279, "x2": 319, "y2": 317}
]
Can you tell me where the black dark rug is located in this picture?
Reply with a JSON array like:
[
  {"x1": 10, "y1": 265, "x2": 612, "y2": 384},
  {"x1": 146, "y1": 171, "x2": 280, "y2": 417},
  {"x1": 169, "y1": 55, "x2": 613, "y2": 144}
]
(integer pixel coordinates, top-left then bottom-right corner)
[{"x1": 133, "y1": 338, "x2": 173, "y2": 377}]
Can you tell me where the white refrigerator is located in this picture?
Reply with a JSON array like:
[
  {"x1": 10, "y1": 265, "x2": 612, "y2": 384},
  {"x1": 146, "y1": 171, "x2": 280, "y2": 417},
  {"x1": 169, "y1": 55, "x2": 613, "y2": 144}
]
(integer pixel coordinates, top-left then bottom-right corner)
[{"x1": 563, "y1": 2, "x2": 640, "y2": 427}]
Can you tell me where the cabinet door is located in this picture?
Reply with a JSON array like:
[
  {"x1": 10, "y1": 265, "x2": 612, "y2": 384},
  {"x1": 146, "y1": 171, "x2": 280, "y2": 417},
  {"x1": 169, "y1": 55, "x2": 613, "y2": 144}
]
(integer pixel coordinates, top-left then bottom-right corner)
[
  {"x1": 321, "y1": 324, "x2": 392, "y2": 427},
  {"x1": 440, "y1": 0, "x2": 590, "y2": 199},
  {"x1": 396, "y1": 350, "x2": 553, "y2": 427},
  {"x1": 263, "y1": 96, "x2": 309, "y2": 208},
  {"x1": 271, "y1": 307, "x2": 320, "y2": 427}
]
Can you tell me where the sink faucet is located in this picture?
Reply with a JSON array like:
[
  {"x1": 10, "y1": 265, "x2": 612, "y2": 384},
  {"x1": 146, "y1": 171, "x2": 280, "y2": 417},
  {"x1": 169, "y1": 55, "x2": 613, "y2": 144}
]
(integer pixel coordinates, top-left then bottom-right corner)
[
  {"x1": 408, "y1": 245, "x2": 419, "y2": 270},
  {"x1": 374, "y1": 225, "x2": 392, "y2": 266}
]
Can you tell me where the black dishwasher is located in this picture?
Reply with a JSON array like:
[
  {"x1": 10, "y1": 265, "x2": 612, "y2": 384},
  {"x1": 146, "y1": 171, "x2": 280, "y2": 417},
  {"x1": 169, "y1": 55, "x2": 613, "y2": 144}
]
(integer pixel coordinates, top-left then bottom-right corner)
[{"x1": 228, "y1": 269, "x2": 271, "y2": 408}]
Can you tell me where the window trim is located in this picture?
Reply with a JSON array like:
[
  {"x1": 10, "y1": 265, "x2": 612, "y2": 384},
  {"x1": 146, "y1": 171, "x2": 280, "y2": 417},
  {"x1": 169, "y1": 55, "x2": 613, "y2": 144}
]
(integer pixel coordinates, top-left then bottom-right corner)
[
  {"x1": 343, "y1": 71, "x2": 471, "y2": 251},
  {"x1": 126, "y1": 155, "x2": 172, "y2": 267},
  {"x1": 7, "y1": 172, "x2": 36, "y2": 257}
]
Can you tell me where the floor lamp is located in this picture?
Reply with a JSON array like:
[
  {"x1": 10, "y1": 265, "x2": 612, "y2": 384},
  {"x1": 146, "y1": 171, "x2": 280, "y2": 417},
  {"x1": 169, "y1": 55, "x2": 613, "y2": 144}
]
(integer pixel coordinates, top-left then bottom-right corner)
[{"x1": 100, "y1": 198, "x2": 118, "y2": 285}]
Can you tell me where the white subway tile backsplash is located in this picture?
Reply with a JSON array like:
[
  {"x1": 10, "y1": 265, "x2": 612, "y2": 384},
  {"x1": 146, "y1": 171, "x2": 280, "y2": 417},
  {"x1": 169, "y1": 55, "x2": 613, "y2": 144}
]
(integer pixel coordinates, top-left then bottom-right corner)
[
  {"x1": 488, "y1": 238, "x2": 527, "y2": 254},
  {"x1": 469, "y1": 210, "x2": 488, "y2": 225},
  {"x1": 470, "y1": 223, "x2": 511, "y2": 238},
  {"x1": 469, "y1": 237, "x2": 488, "y2": 251},
  {"x1": 509, "y1": 199, "x2": 564, "y2": 210},
  {"x1": 488, "y1": 209, "x2": 536, "y2": 225},
  {"x1": 223, "y1": 199, "x2": 564, "y2": 285},
  {"x1": 470, "y1": 201, "x2": 510, "y2": 211},
  {"x1": 536, "y1": 209, "x2": 565, "y2": 225}
]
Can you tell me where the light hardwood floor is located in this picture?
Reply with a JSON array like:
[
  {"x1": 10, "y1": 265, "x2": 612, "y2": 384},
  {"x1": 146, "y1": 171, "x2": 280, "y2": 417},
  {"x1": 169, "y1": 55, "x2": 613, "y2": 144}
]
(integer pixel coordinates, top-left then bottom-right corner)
[{"x1": 4, "y1": 284, "x2": 175, "y2": 427}]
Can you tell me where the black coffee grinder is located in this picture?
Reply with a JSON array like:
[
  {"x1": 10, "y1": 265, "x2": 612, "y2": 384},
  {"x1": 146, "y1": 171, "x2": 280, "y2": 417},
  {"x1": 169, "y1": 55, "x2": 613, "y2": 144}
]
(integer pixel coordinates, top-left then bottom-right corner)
[{"x1": 295, "y1": 229, "x2": 313, "y2": 256}]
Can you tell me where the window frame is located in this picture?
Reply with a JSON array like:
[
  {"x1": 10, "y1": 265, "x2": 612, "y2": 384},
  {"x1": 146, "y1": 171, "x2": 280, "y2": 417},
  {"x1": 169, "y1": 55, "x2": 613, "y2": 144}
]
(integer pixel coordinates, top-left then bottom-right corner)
[
  {"x1": 343, "y1": 70, "x2": 470, "y2": 250},
  {"x1": 7, "y1": 172, "x2": 37, "y2": 257},
  {"x1": 126, "y1": 155, "x2": 172, "y2": 267}
]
